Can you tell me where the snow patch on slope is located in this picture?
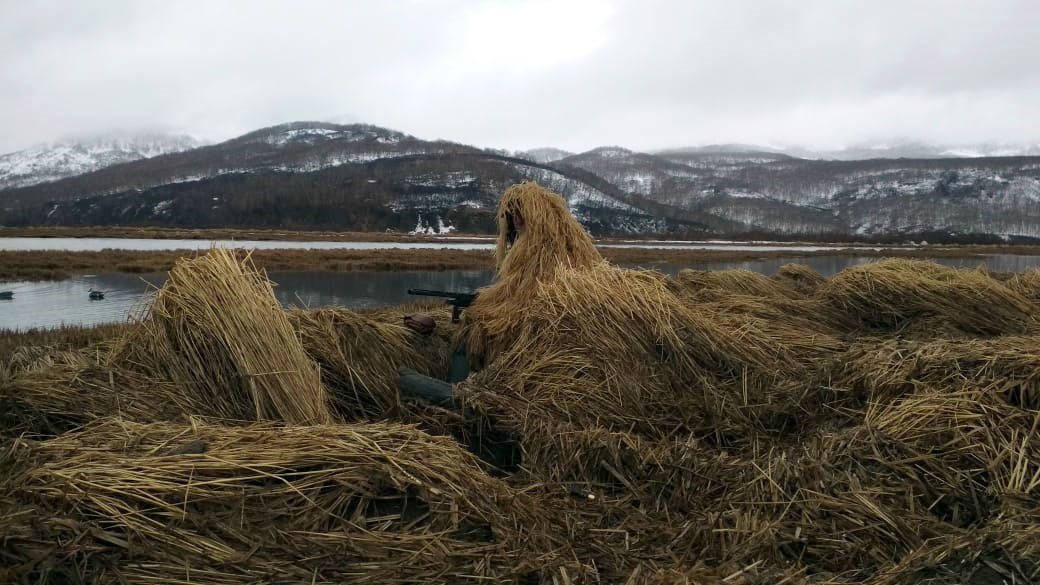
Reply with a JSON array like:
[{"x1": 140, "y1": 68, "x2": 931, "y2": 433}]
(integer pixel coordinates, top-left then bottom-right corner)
[
  {"x1": 0, "y1": 134, "x2": 203, "y2": 190},
  {"x1": 516, "y1": 166, "x2": 640, "y2": 213},
  {"x1": 259, "y1": 125, "x2": 407, "y2": 147}
]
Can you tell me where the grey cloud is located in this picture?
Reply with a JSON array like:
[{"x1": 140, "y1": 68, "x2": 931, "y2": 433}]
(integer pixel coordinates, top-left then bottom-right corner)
[{"x1": 1, "y1": 0, "x2": 1038, "y2": 154}]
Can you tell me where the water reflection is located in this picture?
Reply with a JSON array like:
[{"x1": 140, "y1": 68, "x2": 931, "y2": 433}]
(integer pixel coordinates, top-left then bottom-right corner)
[
  {"x1": 0, "y1": 270, "x2": 496, "y2": 331},
  {"x1": 2, "y1": 255, "x2": 1039, "y2": 331},
  {"x1": 0, "y1": 273, "x2": 166, "y2": 330}
]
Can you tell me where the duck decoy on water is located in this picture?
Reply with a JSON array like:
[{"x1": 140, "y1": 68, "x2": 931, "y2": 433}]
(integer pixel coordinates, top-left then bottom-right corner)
[
  {"x1": 0, "y1": 291, "x2": 12, "y2": 299},
  {"x1": 88, "y1": 288, "x2": 105, "y2": 300}
]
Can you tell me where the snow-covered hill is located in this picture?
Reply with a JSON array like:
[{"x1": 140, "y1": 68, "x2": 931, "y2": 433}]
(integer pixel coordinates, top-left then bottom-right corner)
[
  {"x1": 0, "y1": 133, "x2": 203, "y2": 190},
  {"x1": 3, "y1": 123, "x2": 1040, "y2": 240},
  {"x1": 566, "y1": 146, "x2": 1040, "y2": 239}
]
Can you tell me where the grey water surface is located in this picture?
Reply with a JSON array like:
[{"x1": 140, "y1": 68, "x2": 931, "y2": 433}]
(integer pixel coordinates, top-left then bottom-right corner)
[{"x1": 2, "y1": 255, "x2": 1039, "y2": 331}]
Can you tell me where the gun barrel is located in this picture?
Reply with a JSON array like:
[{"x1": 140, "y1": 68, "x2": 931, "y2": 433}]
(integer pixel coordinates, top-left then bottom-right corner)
[
  {"x1": 408, "y1": 289, "x2": 476, "y2": 304},
  {"x1": 407, "y1": 288, "x2": 456, "y2": 298}
]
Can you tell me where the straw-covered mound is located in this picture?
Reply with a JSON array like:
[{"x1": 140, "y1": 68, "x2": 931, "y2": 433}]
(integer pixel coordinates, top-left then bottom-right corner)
[
  {"x1": 773, "y1": 262, "x2": 828, "y2": 295},
  {"x1": 4, "y1": 182, "x2": 1040, "y2": 583},
  {"x1": 675, "y1": 267, "x2": 803, "y2": 301},
  {"x1": 1008, "y1": 267, "x2": 1040, "y2": 304},
  {"x1": 290, "y1": 304, "x2": 455, "y2": 420},
  {"x1": 0, "y1": 418, "x2": 568, "y2": 584},
  {"x1": 1, "y1": 354, "x2": 199, "y2": 436},
  {"x1": 836, "y1": 335, "x2": 1040, "y2": 408},
  {"x1": 109, "y1": 248, "x2": 332, "y2": 424},
  {"x1": 818, "y1": 258, "x2": 1039, "y2": 335}
]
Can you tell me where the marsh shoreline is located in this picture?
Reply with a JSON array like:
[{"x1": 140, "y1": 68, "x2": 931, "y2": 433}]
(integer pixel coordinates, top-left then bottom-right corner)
[{"x1": 4, "y1": 244, "x2": 1035, "y2": 282}]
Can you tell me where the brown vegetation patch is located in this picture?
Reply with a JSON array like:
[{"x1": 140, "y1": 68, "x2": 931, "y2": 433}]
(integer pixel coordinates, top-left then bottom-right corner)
[{"x1": 3, "y1": 184, "x2": 1040, "y2": 584}]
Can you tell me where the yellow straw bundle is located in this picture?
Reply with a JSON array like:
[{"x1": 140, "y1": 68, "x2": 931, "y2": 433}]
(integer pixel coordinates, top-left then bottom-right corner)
[{"x1": 109, "y1": 248, "x2": 331, "y2": 424}]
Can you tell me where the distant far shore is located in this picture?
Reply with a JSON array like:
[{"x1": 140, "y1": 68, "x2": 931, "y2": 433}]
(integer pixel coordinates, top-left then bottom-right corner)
[
  {"x1": 3, "y1": 243, "x2": 1039, "y2": 282},
  {"x1": 0, "y1": 225, "x2": 494, "y2": 243},
  {"x1": 4, "y1": 224, "x2": 1040, "y2": 248}
]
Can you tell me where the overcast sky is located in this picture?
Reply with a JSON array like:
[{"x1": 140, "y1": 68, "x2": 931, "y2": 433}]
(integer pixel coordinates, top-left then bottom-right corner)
[{"x1": 2, "y1": 0, "x2": 1039, "y2": 154}]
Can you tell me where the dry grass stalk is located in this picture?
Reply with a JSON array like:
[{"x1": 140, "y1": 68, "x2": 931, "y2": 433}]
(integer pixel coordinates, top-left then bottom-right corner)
[
  {"x1": 1007, "y1": 267, "x2": 1040, "y2": 304},
  {"x1": 817, "y1": 258, "x2": 1039, "y2": 335},
  {"x1": 2, "y1": 357, "x2": 200, "y2": 437},
  {"x1": 109, "y1": 248, "x2": 331, "y2": 424}
]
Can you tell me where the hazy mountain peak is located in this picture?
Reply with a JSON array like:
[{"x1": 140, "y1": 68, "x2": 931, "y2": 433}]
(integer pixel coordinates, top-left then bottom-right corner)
[
  {"x1": 0, "y1": 132, "x2": 204, "y2": 190},
  {"x1": 785, "y1": 140, "x2": 1040, "y2": 160},
  {"x1": 236, "y1": 121, "x2": 411, "y2": 148},
  {"x1": 517, "y1": 147, "x2": 573, "y2": 163},
  {"x1": 585, "y1": 146, "x2": 635, "y2": 159},
  {"x1": 658, "y1": 143, "x2": 786, "y2": 155}
]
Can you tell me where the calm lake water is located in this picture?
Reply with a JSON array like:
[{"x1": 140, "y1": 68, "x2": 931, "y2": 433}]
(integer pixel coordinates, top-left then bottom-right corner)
[{"x1": 2, "y1": 254, "x2": 1039, "y2": 331}]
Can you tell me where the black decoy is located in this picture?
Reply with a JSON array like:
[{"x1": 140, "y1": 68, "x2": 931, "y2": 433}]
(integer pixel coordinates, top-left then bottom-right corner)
[
  {"x1": 0, "y1": 291, "x2": 12, "y2": 300},
  {"x1": 88, "y1": 287, "x2": 105, "y2": 300}
]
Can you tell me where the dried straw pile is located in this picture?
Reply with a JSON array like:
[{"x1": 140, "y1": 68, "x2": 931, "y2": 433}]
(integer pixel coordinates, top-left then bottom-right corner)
[
  {"x1": 671, "y1": 264, "x2": 854, "y2": 342},
  {"x1": 1, "y1": 354, "x2": 198, "y2": 437},
  {"x1": 818, "y1": 258, "x2": 1039, "y2": 335},
  {"x1": 773, "y1": 262, "x2": 828, "y2": 295},
  {"x1": 5, "y1": 182, "x2": 1040, "y2": 583},
  {"x1": 109, "y1": 248, "x2": 332, "y2": 424},
  {"x1": 289, "y1": 304, "x2": 454, "y2": 420},
  {"x1": 836, "y1": 335, "x2": 1040, "y2": 408},
  {"x1": 1008, "y1": 267, "x2": 1040, "y2": 304},
  {"x1": 675, "y1": 267, "x2": 802, "y2": 301},
  {"x1": 1, "y1": 418, "x2": 569, "y2": 584}
]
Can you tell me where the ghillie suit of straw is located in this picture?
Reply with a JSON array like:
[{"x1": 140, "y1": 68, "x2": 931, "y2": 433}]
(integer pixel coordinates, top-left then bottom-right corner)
[
  {"x1": 458, "y1": 181, "x2": 604, "y2": 368},
  {"x1": 455, "y1": 183, "x2": 842, "y2": 486}
]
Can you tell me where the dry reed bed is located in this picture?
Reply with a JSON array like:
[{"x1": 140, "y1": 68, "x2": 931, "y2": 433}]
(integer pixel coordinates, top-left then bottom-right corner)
[{"x1": 3, "y1": 183, "x2": 1040, "y2": 583}]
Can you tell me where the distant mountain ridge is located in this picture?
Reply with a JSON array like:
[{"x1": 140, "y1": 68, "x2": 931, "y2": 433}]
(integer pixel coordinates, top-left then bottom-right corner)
[
  {"x1": 0, "y1": 133, "x2": 203, "y2": 191},
  {"x1": 2, "y1": 123, "x2": 1039, "y2": 241},
  {"x1": 517, "y1": 147, "x2": 574, "y2": 163},
  {"x1": 0, "y1": 122, "x2": 659, "y2": 235},
  {"x1": 661, "y1": 141, "x2": 1040, "y2": 161}
]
